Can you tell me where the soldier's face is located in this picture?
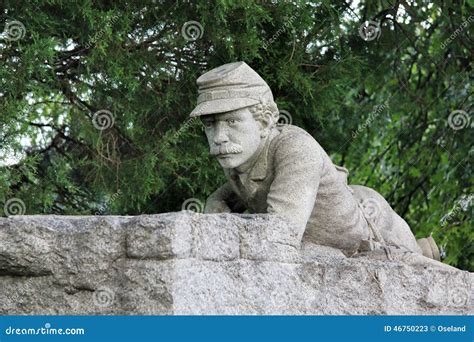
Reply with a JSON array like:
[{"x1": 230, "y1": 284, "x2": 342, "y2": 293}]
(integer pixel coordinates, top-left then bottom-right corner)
[{"x1": 202, "y1": 108, "x2": 263, "y2": 169}]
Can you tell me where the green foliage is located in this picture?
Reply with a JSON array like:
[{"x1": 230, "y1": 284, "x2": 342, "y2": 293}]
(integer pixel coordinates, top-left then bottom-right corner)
[{"x1": 0, "y1": 0, "x2": 472, "y2": 270}]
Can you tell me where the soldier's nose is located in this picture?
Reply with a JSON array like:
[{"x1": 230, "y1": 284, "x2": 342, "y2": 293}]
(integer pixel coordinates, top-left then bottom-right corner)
[{"x1": 213, "y1": 124, "x2": 229, "y2": 145}]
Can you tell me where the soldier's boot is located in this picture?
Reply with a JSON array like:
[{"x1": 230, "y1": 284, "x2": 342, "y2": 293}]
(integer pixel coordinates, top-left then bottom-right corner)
[{"x1": 416, "y1": 236, "x2": 440, "y2": 261}]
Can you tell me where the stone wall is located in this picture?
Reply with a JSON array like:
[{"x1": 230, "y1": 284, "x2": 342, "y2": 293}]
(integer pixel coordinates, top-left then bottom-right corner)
[{"x1": 0, "y1": 212, "x2": 472, "y2": 315}]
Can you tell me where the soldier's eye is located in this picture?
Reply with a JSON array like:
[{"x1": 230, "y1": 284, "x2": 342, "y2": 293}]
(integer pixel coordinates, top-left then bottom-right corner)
[
  {"x1": 227, "y1": 119, "x2": 236, "y2": 125},
  {"x1": 203, "y1": 121, "x2": 213, "y2": 128}
]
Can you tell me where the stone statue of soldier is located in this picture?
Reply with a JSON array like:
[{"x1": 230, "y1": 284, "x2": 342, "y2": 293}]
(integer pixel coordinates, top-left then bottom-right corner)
[{"x1": 190, "y1": 61, "x2": 441, "y2": 263}]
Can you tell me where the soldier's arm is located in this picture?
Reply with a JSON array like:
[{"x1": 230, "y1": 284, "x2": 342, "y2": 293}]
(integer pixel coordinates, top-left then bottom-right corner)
[
  {"x1": 204, "y1": 182, "x2": 246, "y2": 213},
  {"x1": 266, "y1": 133, "x2": 323, "y2": 240}
]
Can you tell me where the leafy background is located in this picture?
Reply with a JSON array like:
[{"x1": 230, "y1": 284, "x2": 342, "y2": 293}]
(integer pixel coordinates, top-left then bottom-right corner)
[{"x1": 0, "y1": 0, "x2": 472, "y2": 270}]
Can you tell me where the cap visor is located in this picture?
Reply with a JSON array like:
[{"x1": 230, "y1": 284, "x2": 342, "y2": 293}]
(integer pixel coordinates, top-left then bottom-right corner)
[{"x1": 190, "y1": 98, "x2": 259, "y2": 117}]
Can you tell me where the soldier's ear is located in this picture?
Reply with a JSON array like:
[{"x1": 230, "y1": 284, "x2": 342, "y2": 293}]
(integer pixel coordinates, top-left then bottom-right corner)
[{"x1": 258, "y1": 109, "x2": 274, "y2": 138}]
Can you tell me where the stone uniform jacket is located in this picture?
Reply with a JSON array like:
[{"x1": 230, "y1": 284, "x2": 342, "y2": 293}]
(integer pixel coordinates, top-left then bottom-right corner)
[{"x1": 206, "y1": 125, "x2": 370, "y2": 252}]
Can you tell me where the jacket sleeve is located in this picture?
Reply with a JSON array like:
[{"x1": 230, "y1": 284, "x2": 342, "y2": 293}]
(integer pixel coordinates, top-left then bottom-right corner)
[
  {"x1": 266, "y1": 133, "x2": 323, "y2": 240},
  {"x1": 204, "y1": 181, "x2": 247, "y2": 213}
]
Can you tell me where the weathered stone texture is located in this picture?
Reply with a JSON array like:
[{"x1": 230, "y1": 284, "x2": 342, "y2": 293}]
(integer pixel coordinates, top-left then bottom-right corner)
[{"x1": 0, "y1": 212, "x2": 472, "y2": 315}]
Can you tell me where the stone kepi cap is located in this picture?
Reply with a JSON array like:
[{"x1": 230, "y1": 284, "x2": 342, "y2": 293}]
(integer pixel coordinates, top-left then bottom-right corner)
[{"x1": 190, "y1": 61, "x2": 273, "y2": 117}]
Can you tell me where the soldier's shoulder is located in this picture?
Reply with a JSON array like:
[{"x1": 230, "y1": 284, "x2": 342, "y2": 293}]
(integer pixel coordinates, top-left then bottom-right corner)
[
  {"x1": 273, "y1": 124, "x2": 318, "y2": 146},
  {"x1": 270, "y1": 124, "x2": 320, "y2": 157}
]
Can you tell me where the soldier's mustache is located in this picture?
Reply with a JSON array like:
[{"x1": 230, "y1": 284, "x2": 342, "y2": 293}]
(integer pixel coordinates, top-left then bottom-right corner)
[{"x1": 210, "y1": 144, "x2": 243, "y2": 156}]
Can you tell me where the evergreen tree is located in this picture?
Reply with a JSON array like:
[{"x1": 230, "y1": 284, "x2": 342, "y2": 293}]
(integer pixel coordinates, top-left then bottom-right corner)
[{"x1": 0, "y1": 0, "x2": 472, "y2": 270}]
